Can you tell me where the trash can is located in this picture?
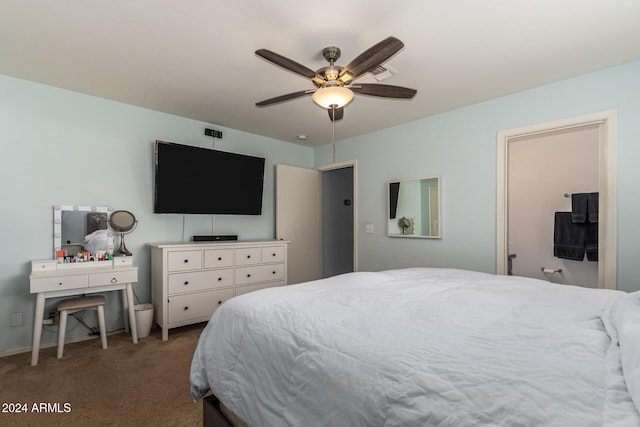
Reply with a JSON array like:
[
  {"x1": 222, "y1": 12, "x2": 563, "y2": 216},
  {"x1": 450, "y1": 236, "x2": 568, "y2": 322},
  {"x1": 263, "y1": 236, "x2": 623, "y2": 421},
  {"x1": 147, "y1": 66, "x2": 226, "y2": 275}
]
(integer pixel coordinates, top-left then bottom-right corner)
[{"x1": 134, "y1": 303, "x2": 154, "y2": 339}]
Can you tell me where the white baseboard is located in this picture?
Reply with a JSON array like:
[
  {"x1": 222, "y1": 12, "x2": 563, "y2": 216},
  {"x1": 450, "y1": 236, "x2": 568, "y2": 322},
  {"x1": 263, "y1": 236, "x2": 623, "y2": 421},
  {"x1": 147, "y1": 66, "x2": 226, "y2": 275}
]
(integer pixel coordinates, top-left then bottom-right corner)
[{"x1": 0, "y1": 329, "x2": 126, "y2": 358}]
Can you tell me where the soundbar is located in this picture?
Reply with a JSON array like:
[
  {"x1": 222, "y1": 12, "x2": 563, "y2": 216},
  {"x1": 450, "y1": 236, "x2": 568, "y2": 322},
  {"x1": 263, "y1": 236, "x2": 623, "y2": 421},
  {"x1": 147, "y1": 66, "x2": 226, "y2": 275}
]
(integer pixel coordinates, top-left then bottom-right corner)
[{"x1": 192, "y1": 235, "x2": 238, "y2": 242}]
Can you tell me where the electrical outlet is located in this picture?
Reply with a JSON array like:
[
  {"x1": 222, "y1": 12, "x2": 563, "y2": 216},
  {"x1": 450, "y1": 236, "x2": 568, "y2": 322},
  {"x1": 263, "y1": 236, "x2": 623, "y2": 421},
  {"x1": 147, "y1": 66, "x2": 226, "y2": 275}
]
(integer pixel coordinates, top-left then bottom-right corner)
[{"x1": 11, "y1": 312, "x2": 23, "y2": 327}]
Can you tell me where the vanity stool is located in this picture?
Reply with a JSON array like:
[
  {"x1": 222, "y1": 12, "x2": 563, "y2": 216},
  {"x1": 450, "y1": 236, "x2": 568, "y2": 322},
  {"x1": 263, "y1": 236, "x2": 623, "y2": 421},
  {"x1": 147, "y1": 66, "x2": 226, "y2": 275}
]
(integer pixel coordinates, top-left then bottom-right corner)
[{"x1": 57, "y1": 295, "x2": 107, "y2": 359}]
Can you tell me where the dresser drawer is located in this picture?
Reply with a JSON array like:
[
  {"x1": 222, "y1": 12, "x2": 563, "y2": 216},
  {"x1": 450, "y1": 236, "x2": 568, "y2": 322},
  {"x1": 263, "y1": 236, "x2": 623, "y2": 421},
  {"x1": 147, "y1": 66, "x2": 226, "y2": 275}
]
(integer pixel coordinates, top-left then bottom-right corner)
[
  {"x1": 89, "y1": 269, "x2": 138, "y2": 287},
  {"x1": 31, "y1": 260, "x2": 57, "y2": 272},
  {"x1": 262, "y1": 246, "x2": 285, "y2": 263},
  {"x1": 30, "y1": 274, "x2": 89, "y2": 293},
  {"x1": 168, "y1": 251, "x2": 202, "y2": 272},
  {"x1": 168, "y1": 269, "x2": 233, "y2": 294},
  {"x1": 113, "y1": 256, "x2": 133, "y2": 266},
  {"x1": 235, "y1": 281, "x2": 284, "y2": 296},
  {"x1": 204, "y1": 249, "x2": 234, "y2": 269},
  {"x1": 236, "y1": 264, "x2": 285, "y2": 285},
  {"x1": 235, "y1": 247, "x2": 262, "y2": 266},
  {"x1": 168, "y1": 288, "x2": 234, "y2": 324}
]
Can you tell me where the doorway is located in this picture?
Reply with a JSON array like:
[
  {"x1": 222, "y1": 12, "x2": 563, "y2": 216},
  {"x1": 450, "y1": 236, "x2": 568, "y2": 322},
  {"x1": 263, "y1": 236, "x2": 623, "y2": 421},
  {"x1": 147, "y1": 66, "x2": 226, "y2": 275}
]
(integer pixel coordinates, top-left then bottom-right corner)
[
  {"x1": 507, "y1": 125, "x2": 599, "y2": 287},
  {"x1": 322, "y1": 166, "x2": 354, "y2": 278},
  {"x1": 496, "y1": 110, "x2": 617, "y2": 289},
  {"x1": 276, "y1": 161, "x2": 358, "y2": 285}
]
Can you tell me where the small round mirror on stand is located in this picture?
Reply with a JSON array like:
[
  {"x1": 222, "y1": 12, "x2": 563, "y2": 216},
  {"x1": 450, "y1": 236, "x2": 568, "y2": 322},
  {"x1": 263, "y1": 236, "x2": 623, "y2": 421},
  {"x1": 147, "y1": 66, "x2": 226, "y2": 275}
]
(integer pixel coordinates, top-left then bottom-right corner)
[{"x1": 109, "y1": 210, "x2": 137, "y2": 256}]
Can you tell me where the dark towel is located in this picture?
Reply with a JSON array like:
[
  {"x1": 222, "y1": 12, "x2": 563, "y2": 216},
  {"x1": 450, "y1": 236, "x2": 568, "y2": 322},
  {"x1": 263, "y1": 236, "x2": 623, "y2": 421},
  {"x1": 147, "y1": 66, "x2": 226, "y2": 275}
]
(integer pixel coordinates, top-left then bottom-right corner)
[
  {"x1": 571, "y1": 193, "x2": 588, "y2": 223},
  {"x1": 554, "y1": 212, "x2": 586, "y2": 261},
  {"x1": 586, "y1": 221, "x2": 598, "y2": 261},
  {"x1": 588, "y1": 192, "x2": 599, "y2": 223}
]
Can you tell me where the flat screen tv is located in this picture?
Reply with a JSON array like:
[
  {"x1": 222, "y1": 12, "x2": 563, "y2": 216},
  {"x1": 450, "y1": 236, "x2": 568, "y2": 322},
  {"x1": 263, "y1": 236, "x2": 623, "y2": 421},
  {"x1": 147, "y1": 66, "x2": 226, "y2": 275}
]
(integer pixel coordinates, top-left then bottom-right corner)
[{"x1": 154, "y1": 140, "x2": 265, "y2": 215}]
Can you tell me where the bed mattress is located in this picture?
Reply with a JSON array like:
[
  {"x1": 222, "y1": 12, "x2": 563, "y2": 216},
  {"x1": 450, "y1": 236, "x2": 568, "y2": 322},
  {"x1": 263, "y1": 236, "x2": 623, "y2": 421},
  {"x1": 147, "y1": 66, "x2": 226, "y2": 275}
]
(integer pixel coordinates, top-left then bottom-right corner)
[{"x1": 191, "y1": 268, "x2": 640, "y2": 426}]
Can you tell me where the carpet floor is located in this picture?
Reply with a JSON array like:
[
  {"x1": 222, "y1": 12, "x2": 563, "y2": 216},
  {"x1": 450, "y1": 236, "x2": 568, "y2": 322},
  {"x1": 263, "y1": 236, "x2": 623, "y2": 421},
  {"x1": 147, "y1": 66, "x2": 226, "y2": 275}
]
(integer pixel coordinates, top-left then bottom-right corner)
[{"x1": 0, "y1": 323, "x2": 205, "y2": 426}]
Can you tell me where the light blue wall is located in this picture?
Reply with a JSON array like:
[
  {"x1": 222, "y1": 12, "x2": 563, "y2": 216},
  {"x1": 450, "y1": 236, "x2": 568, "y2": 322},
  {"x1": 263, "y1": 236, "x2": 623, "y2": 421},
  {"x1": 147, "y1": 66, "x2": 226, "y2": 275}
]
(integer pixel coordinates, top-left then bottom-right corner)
[
  {"x1": 2, "y1": 60, "x2": 640, "y2": 355},
  {"x1": 315, "y1": 60, "x2": 640, "y2": 292},
  {"x1": 0, "y1": 75, "x2": 313, "y2": 354}
]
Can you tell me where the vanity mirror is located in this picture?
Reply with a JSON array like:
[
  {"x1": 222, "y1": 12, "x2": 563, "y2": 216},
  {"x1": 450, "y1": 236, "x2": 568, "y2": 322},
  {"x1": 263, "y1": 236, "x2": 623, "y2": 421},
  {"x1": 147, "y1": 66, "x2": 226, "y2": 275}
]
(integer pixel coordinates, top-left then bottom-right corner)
[
  {"x1": 110, "y1": 210, "x2": 137, "y2": 256},
  {"x1": 388, "y1": 176, "x2": 441, "y2": 238},
  {"x1": 53, "y1": 205, "x2": 114, "y2": 262}
]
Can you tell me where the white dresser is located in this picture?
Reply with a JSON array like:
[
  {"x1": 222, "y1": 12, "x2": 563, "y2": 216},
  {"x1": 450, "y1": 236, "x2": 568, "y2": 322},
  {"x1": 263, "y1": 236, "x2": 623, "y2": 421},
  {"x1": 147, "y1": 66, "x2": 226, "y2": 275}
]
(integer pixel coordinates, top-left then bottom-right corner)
[{"x1": 150, "y1": 240, "x2": 289, "y2": 340}]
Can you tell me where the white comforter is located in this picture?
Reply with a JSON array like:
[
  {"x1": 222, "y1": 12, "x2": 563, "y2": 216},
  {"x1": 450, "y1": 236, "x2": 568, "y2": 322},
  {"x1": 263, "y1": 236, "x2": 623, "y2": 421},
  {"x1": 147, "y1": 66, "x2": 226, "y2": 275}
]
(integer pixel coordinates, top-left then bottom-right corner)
[{"x1": 190, "y1": 268, "x2": 640, "y2": 426}]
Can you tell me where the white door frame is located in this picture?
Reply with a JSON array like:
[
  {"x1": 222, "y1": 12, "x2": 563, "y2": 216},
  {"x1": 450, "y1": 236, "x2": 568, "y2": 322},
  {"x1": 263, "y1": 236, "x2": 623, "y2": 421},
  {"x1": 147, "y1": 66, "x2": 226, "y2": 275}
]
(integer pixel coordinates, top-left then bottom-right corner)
[
  {"x1": 496, "y1": 110, "x2": 617, "y2": 289},
  {"x1": 317, "y1": 159, "x2": 359, "y2": 273}
]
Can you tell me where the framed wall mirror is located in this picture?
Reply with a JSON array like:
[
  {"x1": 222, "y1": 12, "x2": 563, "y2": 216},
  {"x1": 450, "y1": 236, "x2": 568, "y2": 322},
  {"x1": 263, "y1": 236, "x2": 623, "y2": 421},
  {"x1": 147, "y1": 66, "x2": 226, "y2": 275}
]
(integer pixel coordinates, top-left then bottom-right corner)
[
  {"x1": 53, "y1": 205, "x2": 114, "y2": 260},
  {"x1": 388, "y1": 176, "x2": 441, "y2": 238}
]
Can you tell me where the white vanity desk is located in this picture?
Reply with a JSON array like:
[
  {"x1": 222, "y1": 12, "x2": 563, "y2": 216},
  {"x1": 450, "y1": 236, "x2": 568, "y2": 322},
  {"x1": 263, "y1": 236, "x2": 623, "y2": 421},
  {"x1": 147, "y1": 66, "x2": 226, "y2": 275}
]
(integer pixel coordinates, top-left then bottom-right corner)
[{"x1": 29, "y1": 262, "x2": 139, "y2": 366}]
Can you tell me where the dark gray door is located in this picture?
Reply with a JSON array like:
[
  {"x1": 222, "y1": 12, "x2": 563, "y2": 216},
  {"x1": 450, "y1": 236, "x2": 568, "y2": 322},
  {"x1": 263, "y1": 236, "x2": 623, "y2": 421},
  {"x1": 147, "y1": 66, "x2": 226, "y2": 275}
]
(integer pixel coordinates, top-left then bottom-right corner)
[{"x1": 322, "y1": 167, "x2": 354, "y2": 278}]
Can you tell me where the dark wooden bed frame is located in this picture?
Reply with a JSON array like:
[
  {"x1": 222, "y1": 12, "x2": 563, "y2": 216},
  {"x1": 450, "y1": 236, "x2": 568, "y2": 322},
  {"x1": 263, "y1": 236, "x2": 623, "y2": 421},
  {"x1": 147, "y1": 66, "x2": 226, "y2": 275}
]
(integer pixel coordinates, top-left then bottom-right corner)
[{"x1": 203, "y1": 394, "x2": 238, "y2": 427}]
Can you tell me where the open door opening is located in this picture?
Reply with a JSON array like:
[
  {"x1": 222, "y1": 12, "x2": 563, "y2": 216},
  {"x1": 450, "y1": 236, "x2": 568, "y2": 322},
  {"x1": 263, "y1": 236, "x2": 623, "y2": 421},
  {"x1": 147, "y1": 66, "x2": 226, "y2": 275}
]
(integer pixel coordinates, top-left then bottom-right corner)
[
  {"x1": 496, "y1": 111, "x2": 617, "y2": 289},
  {"x1": 276, "y1": 161, "x2": 358, "y2": 285}
]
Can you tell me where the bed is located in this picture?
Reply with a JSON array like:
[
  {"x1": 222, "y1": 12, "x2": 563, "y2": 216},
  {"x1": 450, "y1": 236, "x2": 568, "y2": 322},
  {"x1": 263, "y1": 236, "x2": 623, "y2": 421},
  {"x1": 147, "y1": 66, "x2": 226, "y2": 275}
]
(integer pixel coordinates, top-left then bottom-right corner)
[{"x1": 190, "y1": 268, "x2": 640, "y2": 426}]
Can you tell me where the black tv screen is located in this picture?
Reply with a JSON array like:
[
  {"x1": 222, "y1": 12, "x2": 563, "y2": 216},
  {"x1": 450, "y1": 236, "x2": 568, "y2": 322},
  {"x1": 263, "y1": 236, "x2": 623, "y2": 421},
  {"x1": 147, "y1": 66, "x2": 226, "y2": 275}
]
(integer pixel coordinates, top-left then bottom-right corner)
[{"x1": 154, "y1": 141, "x2": 265, "y2": 215}]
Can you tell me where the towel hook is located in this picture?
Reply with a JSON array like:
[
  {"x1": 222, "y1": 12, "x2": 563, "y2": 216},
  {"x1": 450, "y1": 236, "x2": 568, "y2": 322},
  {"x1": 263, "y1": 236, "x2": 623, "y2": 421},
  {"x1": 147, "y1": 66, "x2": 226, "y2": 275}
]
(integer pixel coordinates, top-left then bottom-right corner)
[{"x1": 541, "y1": 267, "x2": 563, "y2": 274}]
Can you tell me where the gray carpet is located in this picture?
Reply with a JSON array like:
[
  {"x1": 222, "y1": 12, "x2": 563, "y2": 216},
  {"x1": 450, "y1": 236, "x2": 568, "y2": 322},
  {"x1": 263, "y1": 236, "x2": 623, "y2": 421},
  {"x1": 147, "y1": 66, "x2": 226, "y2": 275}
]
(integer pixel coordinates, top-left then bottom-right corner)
[{"x1": 0, "y1": 323, "x2": 205, "y2": 426}]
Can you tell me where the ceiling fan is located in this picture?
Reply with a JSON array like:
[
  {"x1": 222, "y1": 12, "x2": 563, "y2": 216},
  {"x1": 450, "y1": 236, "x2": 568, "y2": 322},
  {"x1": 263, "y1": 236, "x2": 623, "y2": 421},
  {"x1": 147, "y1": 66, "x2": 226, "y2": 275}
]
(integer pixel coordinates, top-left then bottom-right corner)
[{"x1": 255, "y1": 36, "x2": 417, "y2": 122}]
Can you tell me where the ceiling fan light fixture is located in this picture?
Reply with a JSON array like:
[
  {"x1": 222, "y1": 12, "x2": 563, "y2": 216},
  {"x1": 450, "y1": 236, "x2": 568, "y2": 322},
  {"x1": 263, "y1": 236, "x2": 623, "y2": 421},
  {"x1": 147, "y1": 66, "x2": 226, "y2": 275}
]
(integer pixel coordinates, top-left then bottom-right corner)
[{"x1": 312, "y1": 86, "x2": 354, "y2": 109}]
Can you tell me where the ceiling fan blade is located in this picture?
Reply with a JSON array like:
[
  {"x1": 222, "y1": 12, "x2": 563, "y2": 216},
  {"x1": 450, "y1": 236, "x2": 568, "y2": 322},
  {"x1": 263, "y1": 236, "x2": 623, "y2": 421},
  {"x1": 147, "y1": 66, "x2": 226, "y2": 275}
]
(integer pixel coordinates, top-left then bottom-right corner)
[
  {"x1": 256, "y1": 49, "x2": 322, "y2": 82},
  {"x1": 339, "y1": 36, "x2": 404, "y2": 82},
  {"x1": 256, "y1": 90, "x2": 314, "y2": 107},
  {"x1": 328, "y1": 107, "x2": 344, "y2": 122},
  {"x1": 351, "y1": 84, "x2": 417, "y2": 99}
]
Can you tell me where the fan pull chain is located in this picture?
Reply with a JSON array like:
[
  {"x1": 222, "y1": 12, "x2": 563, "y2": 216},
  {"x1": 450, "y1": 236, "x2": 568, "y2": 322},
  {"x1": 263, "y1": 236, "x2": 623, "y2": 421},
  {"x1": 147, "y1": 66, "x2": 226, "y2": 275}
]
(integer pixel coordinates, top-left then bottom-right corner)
[{"x1": 332, "y1": 106, "x2": 336, "y2": 163}]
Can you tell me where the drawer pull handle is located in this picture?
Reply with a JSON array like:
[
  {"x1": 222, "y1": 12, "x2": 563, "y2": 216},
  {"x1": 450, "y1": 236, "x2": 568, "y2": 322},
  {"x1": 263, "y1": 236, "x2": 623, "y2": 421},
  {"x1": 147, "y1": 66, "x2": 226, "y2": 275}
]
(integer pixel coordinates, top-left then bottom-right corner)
[
  {"x1": 272, "y1": 253, "x2": 276, "y2": 257},
  {"x1": 218, "y1": 277, "x2": 222, "y2": 281},
  {"x1": 247, "y1": 255, "x2": 251, "y2": 259},
  {"x1": 247, "y1": 274, "x2": 251, "y2": 278},
  {"x1": 184, "y1": 259, "x2": 189, "y2": 263},
  {"x1": 218, "y1": 257, "x2": 222, "y2": 261},
  {"x1": 218, "y1": 300, "x2": 223, "y2": 305},
  {"x1": 184, "y1": 281, "x2": 189, "y2": 285},
  {"x1": 272, "y1": 271, "x2": 276, "y2": 274},
  {"x1": 184, "y1": 306, "x2": 189, "y2": 311},
  {"x1": 111, "y1": 277, "x2": 118, "y2": 284},
  {"x1": 58, "y1": 282, "x2": 63, "y2": 286}
]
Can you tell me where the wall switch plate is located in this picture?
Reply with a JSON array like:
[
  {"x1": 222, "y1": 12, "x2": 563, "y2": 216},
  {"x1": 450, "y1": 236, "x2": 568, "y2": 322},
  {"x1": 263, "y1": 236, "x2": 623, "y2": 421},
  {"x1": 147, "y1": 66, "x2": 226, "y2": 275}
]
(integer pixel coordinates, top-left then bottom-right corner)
[
  {"x1": 11, "y1": 312, "x2": 23, "y2": 327},
  {"x1": 365, "y1": 224, "x2": 374, "y2": 234}
]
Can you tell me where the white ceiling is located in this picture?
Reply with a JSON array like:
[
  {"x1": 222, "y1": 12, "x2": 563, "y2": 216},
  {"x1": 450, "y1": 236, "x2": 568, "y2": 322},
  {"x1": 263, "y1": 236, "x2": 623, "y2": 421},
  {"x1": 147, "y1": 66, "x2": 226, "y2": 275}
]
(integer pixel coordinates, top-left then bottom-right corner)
[{"x1": 2, "y1": 1, "x2": 640, "y2": 147}]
